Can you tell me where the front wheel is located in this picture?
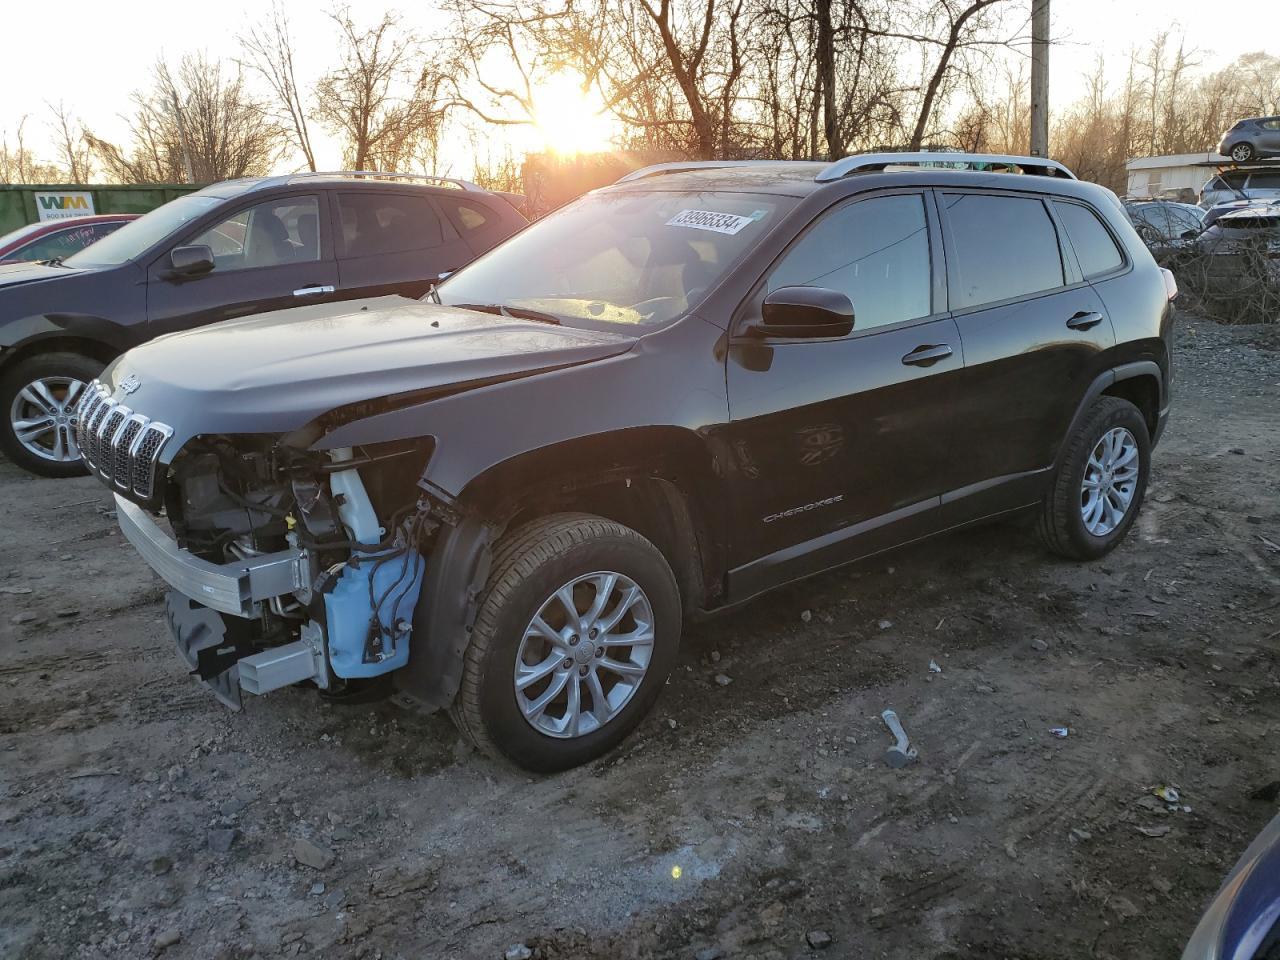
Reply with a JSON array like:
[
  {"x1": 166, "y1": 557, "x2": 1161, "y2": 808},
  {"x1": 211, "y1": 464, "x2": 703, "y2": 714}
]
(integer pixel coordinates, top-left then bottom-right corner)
[
  {"x1": 450, "y1": 513, "x2": 682, "y2": 772},
  {"x1": 0, "y1": 352, "x2": 102, "y2": 478},
  {"x1": 1038, "y1": 396, "x2": 1151, "y2": 560},
  {"x1": 1230, "y1": 142, "x2": 1255, "y2": 163}
]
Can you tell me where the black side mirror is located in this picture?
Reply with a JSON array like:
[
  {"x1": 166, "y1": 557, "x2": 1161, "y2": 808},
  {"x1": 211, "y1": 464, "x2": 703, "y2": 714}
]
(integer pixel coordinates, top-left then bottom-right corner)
[
  {"x1": 1180, "y1": 229, "x2": 1199, "y2": 240},
  {"x1": 752, "y1": 285, "x2": 854, "y2": 339},
  {"x1": 168, "y1": 244, "x2": 215, "y2": 278}
]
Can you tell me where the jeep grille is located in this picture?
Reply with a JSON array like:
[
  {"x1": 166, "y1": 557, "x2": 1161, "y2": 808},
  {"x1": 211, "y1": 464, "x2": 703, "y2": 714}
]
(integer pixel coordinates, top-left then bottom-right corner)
[{"x1": 74, "y1": 381, "x2": 174, "y2": 500}]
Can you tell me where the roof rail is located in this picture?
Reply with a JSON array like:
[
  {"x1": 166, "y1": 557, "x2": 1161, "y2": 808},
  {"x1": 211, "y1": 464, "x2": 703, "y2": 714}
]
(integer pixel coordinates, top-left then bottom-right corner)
[
  {"x1": 254, "y1": 171, "x2": 487, "y2": 192},
  {"x1": 616, "y1": 160, "x2": 795, "y2": 183},
  {"x1": 816, "y1": 152, "x2": 1077, "y2": 181}
]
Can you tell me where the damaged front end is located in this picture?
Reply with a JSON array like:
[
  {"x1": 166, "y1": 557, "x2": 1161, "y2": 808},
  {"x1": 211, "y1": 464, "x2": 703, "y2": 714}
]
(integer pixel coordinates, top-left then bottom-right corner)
[{"x1": 112, "y1": 426, "x2": 439, "y2": 709}]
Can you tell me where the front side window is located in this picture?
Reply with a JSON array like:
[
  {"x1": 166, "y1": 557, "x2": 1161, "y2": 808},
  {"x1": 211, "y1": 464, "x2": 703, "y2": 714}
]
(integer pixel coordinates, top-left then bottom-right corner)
[
  {"x1": 337, "y1": 193, "x2": 443, "y2": 257},
  {"x1": 64, "y1": 194, "x2": 223, "y2": 267},
  {"x1": 438, "y1": 190, "x2": 795, "y2": 328},
  {"x1": 1053, "y1": 201, "x2": 1124, "y2": 278},
  {"x1": 189, "y1": 196, "x2": 320, "y2": 270},
  {"x1": 944, "y1": 193, "x2": 1064, "y2": 308},
  {"x1": 765, "y1": 193, "x2": 932, "y2": 331}
]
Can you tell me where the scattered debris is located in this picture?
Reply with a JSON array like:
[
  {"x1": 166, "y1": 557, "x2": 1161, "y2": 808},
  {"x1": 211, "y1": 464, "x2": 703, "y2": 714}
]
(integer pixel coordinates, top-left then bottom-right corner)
[
  {"x1": 1137, "y1": 824, "x2": 1173, "y2": 838},
  {"x1": 1049, "y1": 727, "x2": 1069, "y2": 738},
  {"x1": 806, "y1": 929, "x2": 833, "y2": 949},
  {"x1": 714, "y1": 674, "x2": 733, "y2": 687},
  {"x1": 1069, "y1": 828, "x2": 1092, "y2": 843},
  {"x1": 1031, "y1": 638, "x2": 1049, "y2": 652},
  {"x1": 1153, "y1": 785, "x2": 1181, "y2": 804},
  {"x1": 0, "y1": 586, "x2": 33, "y2": 595},
  {"x1": 877, "y1": 619, "x2": 893, "y2": 630},
  {"x1": 881, "y1": 709, "x2": 917, "y2": 768},
  {"x1": 292, "y1": 838, "x2": 335, "y2": 870},
  {"x1": 503, "y1": 945, "x2": 533, "y2": 960},
  {"x1": 10, "y1": 612, "x2": 37, "y2": 625},
  {"x1": 694, "y1": 949, "x2": 725, "y2": 960},
  {"x1": 928, "y1": 659, "x2": 943, "y2": 674},
  {"x1": 800, "y1": 609, "x2": 812, "y2": 623}
]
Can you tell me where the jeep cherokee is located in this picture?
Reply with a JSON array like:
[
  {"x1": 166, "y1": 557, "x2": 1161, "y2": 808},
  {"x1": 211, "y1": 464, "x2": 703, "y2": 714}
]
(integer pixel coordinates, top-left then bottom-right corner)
[{"x1": 76, "y1": 153, "x2": 1176, "y2": 772}]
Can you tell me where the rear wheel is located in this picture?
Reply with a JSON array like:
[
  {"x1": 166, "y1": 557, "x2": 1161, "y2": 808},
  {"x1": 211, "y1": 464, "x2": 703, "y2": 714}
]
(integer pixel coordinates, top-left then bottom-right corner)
[
  {"x1": 450, "y1": 513, "x2": 681, "y2": 772},
  {"x1": 1038, "y1": 396, "x2": 1150, "y2": 560},
  {"x1": 0, "y1": 352, "x2": 102, "y2": 478},
  {"x1": 1230, "y1": 142, "x2": 1255, "y2": 162}
]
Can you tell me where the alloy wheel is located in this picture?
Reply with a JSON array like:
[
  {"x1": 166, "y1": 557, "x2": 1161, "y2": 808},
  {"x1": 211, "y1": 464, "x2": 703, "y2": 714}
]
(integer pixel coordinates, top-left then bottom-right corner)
[
  {"x1": 514, "y1": 571, "x2": 655, "y2": 739},
  {"x1": 8, "y1": 376, "x2": 86, "y2": 464},
  {"x1": 1231, "y1": 144, "x2": 1253, "y2": 162},
  {"x1": 1080, "y1": 426, "x2": 1139, "y2": 537}
]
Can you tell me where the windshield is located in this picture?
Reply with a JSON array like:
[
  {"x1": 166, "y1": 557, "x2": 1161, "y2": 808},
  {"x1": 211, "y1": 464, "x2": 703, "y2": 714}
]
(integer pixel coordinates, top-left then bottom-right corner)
[
  {"x1": 437, "y1": 190, "x2": 795, "y2": 327},
  {"x1": 64, "y1": 194, "x2": 224, "y2": 267}
]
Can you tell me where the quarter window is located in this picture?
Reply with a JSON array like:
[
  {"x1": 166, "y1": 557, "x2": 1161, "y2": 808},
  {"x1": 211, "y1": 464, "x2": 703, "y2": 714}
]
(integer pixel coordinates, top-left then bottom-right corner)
[
  {"x1": 766, "y1": 193, "x2": 932, "y2": 332},
  {"x1": 189, "y1": 196, "x2": 320, "y2": 270},
  {"x1": 1053, "y1": 201, "x2": 1124, "y2": 278},
  {"x1": 438, "y1": 198, "x2": 495, "y2": 234},
  {"x1": 944, "y1": 194, "x2": 1063, "y2": 308},
  {"x1": 337, "y1": 193, "x2": 443, "y2": 258}
]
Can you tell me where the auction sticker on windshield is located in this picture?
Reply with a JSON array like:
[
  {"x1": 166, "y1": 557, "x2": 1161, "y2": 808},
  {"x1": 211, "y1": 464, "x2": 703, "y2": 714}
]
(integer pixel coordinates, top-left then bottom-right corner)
[{"x1": 666, "y1": 209, "x2": 755, "y2": 235}]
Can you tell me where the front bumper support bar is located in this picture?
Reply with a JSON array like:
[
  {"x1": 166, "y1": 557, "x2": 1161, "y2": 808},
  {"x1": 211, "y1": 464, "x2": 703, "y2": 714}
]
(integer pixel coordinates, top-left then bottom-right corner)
[{"x1": 115, "y1": 494, "x2": 308, "y2": 618}]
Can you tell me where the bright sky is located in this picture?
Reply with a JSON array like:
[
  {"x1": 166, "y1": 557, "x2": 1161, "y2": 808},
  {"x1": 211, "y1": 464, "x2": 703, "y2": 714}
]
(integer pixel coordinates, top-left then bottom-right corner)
[{"x1": 0, "y1": 0, "x2": 1272, "y2": 177}]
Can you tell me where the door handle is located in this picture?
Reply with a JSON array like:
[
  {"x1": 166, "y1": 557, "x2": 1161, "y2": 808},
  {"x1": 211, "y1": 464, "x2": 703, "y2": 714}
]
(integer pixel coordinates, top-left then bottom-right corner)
[
  {"x1": 901, "y1": 344, "x2": 954, "y2": 367},
  {"x1": 293, "y1": 285, "x2": 336, "y2": 297},
  {"x1": 1066, "y1": 310, "x2": 1104, "y2": 330}
]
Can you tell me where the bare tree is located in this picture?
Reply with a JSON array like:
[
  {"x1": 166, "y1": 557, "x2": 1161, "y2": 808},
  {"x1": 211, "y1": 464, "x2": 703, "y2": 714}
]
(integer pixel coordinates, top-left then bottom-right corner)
[
  {"x1": 1, "y1": 116, "x2": 66, "y2": 184},
  {"x1": 87, "y1": 54, "x2": 282, "y2": 184},
  {"x1": 239, "y1": 2, "x2": 317, "y2": 171},
  {"x1": 313, "y1": 8, "x2": 449, "y2": 171},
  {"x1": 48, "y1": 102, "x2": 92, "y2": 183}
]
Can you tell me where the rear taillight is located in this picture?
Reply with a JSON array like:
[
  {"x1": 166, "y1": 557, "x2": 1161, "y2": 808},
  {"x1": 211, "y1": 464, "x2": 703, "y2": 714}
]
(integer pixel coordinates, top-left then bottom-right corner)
[{"x1": 1161, "y1": 267, "x2": 1178, "y2": 301}]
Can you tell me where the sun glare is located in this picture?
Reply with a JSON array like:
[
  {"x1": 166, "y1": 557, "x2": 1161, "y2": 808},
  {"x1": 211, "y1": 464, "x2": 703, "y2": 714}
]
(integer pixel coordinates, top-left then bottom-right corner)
[{"x1": 531, "y1": 73, "x2": 619, "y2": 156}]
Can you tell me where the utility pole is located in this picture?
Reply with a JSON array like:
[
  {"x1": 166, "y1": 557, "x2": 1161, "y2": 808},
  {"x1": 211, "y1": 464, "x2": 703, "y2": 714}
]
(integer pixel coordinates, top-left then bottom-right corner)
[{"x1": 1029, "y1": 0, "x2": 1049, "y2": 156}]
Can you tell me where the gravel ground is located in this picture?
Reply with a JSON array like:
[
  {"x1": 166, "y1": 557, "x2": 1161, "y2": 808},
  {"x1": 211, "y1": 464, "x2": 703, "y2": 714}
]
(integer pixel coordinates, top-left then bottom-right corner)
[{"x1": 1, "y1": 313, "x2": 1278, "y2": 960}]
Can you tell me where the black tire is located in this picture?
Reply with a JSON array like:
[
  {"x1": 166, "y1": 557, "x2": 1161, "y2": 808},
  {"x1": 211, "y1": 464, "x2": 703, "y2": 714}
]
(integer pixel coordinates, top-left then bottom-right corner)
[
  {"x1": 1038, "y1": 396, "x2": 1151, "y2": 560},
  {"x1": 0, "y1": 352, "x2": 102, "y2": 478},
  {"x1": 449, "y1": 513, "x2": 682, "y2": 772},
  {"x1": 1229, "y1": 142, "x2": 1255, "y2": 163}
]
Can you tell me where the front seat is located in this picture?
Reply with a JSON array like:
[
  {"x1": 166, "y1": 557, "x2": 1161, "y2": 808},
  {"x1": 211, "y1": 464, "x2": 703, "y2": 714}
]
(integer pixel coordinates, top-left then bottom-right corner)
[
  {"x1": 295, "y1": 212, "x2": 319, "y2": 261},
  {"x1": 245, "y1": 212, "x2": 293, "y2": 267}
]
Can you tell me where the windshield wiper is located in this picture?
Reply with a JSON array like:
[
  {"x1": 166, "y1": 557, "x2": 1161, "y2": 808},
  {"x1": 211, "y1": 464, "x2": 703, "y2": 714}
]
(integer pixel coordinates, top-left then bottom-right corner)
[
  {"x1": 452, "y1": 303, "x2": 561, "y2": 325},
  {"x1": 40, "y1": 257, "x2": 68, "y2": 268}
]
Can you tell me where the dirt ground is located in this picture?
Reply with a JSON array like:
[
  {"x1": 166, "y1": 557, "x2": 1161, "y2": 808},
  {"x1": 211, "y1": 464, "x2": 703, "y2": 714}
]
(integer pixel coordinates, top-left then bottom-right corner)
[{"x1": 1, "y1": 313, "x2": 1278, "y2": 960}]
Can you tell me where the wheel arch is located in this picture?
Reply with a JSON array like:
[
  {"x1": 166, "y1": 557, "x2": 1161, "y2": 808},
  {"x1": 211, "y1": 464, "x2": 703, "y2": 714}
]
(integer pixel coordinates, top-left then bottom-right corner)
[
  {"x1": 1056, "y1": 361, "x2": 1164, "y2": 469},
  {"x1": 395, "y1": 426, "x2": 728, "y2": 712},
  {"x1": 0, "y1": 333, "x2": 120, "y2": 377}
]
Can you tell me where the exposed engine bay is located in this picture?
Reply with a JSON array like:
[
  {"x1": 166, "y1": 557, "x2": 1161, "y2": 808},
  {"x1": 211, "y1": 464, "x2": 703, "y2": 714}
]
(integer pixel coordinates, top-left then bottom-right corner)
[{"x1": 160, "y1": 435, "x2": 436, "y2": 708}]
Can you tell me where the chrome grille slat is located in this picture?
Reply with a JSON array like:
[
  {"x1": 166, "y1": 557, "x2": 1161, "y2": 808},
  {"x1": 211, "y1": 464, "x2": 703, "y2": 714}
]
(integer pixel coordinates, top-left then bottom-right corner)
[{"x1": 77, "y1": 380, "x2": 173, "y2": 502}]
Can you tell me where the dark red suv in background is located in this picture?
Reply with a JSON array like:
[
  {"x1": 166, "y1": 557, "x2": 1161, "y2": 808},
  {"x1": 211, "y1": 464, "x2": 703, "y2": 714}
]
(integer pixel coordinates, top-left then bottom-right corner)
[
  {"x1": 0, "y1": 173, "x2": 526, "y2": 476},
  {"x1": 0, "y1": 214, "x2": 138, "y2": 264}
]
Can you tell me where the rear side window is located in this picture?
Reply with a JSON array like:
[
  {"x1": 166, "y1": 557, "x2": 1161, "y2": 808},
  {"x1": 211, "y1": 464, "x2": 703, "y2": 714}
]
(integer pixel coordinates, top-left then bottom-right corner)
[
  {"x1": 438, "y1": 198, "x2": 496, "y2": 234},
  {"x1": 337, "y1": 193, "x2": 443, "y2": 258},
  {"x1": 943, "y1": 194, "x2": 1063, "y2": 308},
  {"x1": 1053, "y1": 201, "x2": 1124, "y2": 278},
  {"x1": 766, "y1": 193, "x2": 932, "y2": 331},
  {"x1": 1247, "y1": 172, "x2": 1280, "y2": 190}
]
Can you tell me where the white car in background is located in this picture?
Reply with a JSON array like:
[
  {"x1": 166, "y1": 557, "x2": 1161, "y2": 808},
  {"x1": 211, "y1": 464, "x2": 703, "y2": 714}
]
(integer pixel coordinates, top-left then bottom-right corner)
[{"x1": 1199, "y1": 167, "x2": 1280, "y2": 209}]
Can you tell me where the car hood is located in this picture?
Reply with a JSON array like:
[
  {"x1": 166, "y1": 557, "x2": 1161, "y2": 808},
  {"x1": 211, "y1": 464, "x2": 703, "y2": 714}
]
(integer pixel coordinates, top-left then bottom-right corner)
[
  {"x1": 0, "y1": 261, "x2": 93, "y2": 288},
  {"x1": 99, "y1": 295, "x2": 635, "y2": 458}
]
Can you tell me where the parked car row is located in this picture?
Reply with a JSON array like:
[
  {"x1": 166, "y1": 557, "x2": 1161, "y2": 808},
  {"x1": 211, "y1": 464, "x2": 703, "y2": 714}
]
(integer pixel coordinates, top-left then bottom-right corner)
[{"x1": 0, "y1": 173, "x2": 527, "y2": 476}]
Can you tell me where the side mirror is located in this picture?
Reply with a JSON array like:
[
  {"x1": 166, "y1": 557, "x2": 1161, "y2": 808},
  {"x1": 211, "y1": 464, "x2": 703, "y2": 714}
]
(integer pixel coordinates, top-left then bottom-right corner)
[
  {"x1": 168, "y1": 244, "x2": 215, "y2": 278},
  {"x1": 1180, "y1": 229, "x2": 1199, "y2": 240},
  {"x1": 752, "y1": 285, "x2": 854, "y2": 339}
]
